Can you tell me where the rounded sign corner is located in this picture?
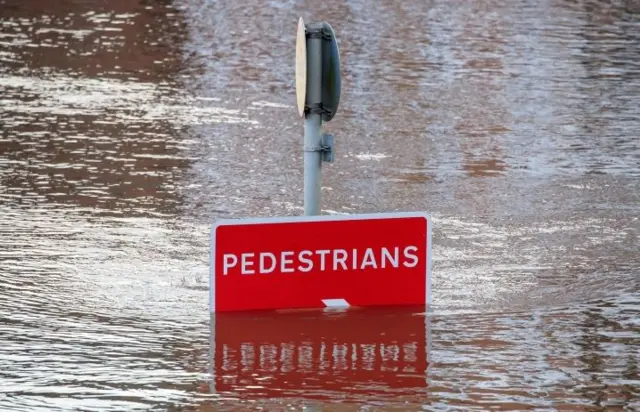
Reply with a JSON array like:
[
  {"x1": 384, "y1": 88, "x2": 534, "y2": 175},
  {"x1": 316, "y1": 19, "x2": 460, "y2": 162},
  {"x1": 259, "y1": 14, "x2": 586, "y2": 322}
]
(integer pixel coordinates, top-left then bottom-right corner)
[
  {"x1": 417, "y1": 211, "x2": 432, "y2": 223},
  {"x1": 211, "y1": 220, "x2": 224, "y2": 232},
  {"x1": 211, "y1": 218, "x2": 234, "y2": 236}
]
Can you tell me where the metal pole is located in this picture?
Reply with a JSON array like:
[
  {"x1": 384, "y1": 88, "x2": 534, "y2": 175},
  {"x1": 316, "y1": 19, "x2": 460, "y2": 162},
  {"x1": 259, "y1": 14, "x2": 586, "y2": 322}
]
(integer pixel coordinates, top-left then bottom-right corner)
[{"x1": 303, "y1": 25, "x2": 323, "y2": 216}]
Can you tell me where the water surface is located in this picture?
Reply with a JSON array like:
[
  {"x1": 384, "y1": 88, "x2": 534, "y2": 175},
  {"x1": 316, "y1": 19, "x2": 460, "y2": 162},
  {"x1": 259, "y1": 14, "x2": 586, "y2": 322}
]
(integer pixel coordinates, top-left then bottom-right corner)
[{"x1": 0, "y1": 0, "x2": 638, "y2": 410}]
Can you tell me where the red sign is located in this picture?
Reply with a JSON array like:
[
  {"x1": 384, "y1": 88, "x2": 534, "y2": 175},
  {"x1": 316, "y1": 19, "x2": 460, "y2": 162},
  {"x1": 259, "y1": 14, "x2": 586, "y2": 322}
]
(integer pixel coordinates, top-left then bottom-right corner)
[
  {"x1": 210, "y1": 212, "x2": 431, "y2": 312},
  {"x1": 208, "y1": 306, "x2": 430, "y2": 400}
]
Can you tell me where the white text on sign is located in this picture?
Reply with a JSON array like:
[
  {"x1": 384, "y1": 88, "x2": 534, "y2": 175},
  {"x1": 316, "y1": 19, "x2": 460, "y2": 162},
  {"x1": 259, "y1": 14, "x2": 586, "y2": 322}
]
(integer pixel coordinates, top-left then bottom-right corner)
[{"x1": 222, "y1": 246, "x2": 420, "y2": 276}]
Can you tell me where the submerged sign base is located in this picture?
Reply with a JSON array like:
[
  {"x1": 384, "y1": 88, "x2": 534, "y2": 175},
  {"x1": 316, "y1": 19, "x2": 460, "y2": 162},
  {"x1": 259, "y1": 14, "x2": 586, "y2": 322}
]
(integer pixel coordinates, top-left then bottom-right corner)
[{"x1": 209, "y1": 212, "x2": 431, "y2": 313}]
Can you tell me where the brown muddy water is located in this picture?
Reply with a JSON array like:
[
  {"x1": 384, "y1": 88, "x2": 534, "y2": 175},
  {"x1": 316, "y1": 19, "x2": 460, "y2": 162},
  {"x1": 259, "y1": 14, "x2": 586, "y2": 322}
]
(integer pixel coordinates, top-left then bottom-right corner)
[{"x1": 1, "y1": 0, "x2": 639, "y2": 411}]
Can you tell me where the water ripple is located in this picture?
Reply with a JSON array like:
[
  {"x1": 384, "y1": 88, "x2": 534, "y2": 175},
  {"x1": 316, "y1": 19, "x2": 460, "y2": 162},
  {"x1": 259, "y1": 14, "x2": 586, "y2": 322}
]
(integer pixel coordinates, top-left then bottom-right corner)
[{"x1": 0, "y1": 0, "x2": 638, "y2": 410}]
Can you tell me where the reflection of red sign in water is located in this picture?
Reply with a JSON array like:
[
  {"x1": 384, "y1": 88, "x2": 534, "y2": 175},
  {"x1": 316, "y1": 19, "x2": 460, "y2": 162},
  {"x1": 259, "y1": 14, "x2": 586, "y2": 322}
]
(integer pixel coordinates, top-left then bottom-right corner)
[
  {"x1": 210, "y1": 212, "x2": 431, "y2": 312},
  {"x1": 209, "y1": 307, "x2": 430, "y2": 399}
]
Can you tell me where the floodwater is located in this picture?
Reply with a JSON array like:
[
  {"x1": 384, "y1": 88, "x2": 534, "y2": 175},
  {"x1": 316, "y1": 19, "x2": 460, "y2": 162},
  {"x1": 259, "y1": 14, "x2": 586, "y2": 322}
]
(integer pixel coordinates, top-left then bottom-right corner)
[{"x1": 0, "y1": 0, "x2": 638, "y2": 410}]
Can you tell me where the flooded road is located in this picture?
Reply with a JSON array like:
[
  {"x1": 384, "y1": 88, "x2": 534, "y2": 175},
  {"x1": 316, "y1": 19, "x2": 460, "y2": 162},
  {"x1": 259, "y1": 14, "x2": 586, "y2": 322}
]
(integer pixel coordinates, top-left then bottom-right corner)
[{"x1": 1, "y1": 0, "x2": 638, "y2": 410}]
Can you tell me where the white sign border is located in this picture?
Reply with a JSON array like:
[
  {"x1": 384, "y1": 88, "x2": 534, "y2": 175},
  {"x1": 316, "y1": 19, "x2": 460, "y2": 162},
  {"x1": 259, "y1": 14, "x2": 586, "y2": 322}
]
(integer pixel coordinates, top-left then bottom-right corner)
[{"x1": 210, "y1": 211, "x2": 432, "y2": 313}]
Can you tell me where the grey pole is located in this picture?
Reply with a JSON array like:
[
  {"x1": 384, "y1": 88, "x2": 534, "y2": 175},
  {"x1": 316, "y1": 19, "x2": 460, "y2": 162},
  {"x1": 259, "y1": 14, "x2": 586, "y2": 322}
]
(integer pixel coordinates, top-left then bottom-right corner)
[{"x1": 303, "y1": 24, "x2": 323, "y2": 216}]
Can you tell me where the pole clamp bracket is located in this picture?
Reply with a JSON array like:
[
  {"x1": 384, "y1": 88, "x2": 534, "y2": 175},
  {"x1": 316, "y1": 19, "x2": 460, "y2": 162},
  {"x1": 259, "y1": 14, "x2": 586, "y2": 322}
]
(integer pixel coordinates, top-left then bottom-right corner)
[
  {"x1": 305, "y1": 25, "x2": 334, "y2": 41},
  {"x1": 304, "y1": 102, "x2": 333, "y2": 118},
  {"x1": 303, "y1": 133, "x2": 335, "y2": 163}
]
